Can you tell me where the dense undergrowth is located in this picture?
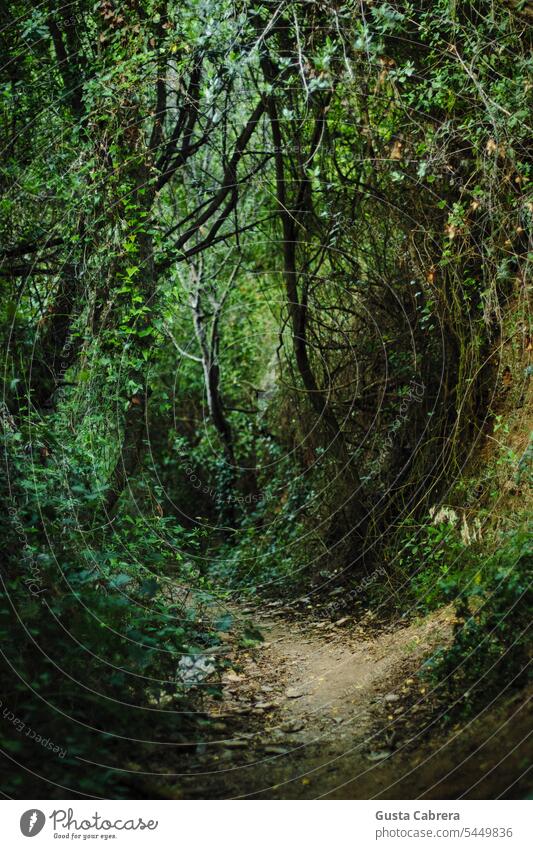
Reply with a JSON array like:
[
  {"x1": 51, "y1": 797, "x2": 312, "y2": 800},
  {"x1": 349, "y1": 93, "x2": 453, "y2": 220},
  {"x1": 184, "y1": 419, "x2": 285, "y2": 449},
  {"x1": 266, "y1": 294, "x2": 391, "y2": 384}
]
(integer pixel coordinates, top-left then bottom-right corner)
[{"x1": 1, "y1": 0, "x2": 531, "y2": 796}]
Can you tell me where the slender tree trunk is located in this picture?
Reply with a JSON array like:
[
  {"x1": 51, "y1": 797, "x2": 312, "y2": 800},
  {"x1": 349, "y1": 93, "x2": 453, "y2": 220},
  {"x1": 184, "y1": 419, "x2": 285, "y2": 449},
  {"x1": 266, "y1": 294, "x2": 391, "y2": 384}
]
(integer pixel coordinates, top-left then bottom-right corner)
[
  {"x1": 267, "y1": 93, "x2": 364, "y2": 480},
  {"x1": 189, "y1": 276, "x2": 237, "y2": 524},
  {"x1": 31, "y1": 265, "x2": 78, "y2": 409},
  {"x1": 103, "y1": 160, "x2": 156, "y2": 515},
  {"x1": 262, "y1": 82, "x2": 367, "y2": 543},
  {"x1": 104, "y1": 392, "x2": 147, "y2": 514},
  {"x1": 190, "y1": 285, "x2": 234, "y2": 464}
]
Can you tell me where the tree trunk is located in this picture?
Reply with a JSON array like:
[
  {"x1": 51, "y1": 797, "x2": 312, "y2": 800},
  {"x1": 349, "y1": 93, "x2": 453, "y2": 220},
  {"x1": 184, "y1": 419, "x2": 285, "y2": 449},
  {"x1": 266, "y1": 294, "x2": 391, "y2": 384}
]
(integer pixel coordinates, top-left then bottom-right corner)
[{"x1": 104, "y1": 392, "x2": 147, "y2": 515}]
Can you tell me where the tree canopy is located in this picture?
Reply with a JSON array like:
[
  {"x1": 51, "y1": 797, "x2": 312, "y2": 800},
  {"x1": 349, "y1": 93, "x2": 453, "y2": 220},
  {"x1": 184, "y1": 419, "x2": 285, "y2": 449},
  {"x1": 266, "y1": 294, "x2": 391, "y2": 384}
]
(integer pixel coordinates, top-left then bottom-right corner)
[{"x1": 1, "y1": 0, "x2": 531, "y2": 798}]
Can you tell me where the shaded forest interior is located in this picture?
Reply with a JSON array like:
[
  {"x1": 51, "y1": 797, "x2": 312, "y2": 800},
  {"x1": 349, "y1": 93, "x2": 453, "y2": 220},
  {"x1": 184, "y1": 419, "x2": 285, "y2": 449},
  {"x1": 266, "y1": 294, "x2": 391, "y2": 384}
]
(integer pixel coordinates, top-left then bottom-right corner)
[{"x1": 0, "y1": 0, "x2": 531, "y2": 798}]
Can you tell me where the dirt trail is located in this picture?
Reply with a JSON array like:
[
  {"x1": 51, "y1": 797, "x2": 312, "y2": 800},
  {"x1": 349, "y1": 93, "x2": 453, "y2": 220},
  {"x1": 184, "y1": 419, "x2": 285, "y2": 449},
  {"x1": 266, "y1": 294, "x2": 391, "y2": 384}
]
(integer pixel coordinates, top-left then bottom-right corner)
[{"x1": 154, "y1": 606, "x2": 532, "y2": 800}]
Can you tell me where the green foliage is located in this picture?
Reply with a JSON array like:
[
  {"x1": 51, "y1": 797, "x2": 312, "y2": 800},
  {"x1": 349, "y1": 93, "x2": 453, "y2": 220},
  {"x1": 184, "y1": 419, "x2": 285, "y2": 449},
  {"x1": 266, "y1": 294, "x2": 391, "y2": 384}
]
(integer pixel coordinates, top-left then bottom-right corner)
[
  {"x1": 0, "y1": 414, "x2": 219, "y2": 796},
  {"x1": 1, "y1": 0, "x2": 531, "y2": 797},
  {"x1": 399, "y1": 519, "x2": 473, "y2": 612},
  {"x1": 424, "y1": 526, "x2": 532, "y2": 719},
  {"x1": 212, "y1": 438, "x2": 314, "y2": 589}
]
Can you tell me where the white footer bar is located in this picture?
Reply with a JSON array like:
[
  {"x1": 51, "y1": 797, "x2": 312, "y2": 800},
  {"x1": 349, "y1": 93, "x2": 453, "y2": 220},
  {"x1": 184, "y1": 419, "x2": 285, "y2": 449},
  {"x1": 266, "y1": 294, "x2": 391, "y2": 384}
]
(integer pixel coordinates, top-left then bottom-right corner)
[{"x1": 2, "y1": 799, "x2": 530, "y2": 848}]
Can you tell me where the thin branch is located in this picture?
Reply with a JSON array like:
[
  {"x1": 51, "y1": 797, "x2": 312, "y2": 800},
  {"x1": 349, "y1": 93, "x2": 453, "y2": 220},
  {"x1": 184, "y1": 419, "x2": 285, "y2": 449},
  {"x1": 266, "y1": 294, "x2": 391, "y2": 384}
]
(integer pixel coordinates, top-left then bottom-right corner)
[{"x1": 163, "y1": 322, "x2": 202, "y2": 362}]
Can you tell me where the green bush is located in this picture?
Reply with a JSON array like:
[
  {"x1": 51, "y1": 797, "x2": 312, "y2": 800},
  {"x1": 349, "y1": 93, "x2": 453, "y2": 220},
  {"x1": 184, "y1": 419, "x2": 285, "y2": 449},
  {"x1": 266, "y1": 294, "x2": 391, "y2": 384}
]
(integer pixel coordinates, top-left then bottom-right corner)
[
  {"x1": 424, "y1": 526, "x2": 532, "y2": 718},
  {"x1": 0, "y1": 426, "x2": 221, "y2": 797},
  {"x1": 397, "y1": 517, "x2": 472, "y2": 612}
]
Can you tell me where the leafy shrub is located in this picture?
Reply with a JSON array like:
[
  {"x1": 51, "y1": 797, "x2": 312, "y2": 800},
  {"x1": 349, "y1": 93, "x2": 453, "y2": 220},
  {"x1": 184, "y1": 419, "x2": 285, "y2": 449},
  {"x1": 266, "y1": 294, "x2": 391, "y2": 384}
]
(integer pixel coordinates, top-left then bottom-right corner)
[
  {"x1": 397, "y1": 517, "x2": 472, "y2": 612},
  {"x1": 424, "y1": 526, "x2": 532, "y2": 718},
  {"x1": 0, "y1": 424, "x2": 221, "y2": 797}
]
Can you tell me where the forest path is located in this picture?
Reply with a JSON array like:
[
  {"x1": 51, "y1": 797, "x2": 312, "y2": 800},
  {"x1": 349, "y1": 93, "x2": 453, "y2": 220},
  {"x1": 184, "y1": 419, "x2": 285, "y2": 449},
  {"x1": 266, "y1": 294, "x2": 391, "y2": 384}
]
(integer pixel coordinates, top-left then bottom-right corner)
[
  {"x1": 149, "y1": 602, "x2": 531, "y2": 800},
  {"x1": 215, "y1": 604, "x2": 452, "y2": 762}
]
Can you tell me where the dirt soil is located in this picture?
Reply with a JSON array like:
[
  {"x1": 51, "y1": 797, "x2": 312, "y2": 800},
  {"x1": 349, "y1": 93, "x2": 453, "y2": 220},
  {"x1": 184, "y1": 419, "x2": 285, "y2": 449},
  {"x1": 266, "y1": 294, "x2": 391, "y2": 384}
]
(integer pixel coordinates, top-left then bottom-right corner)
[{"x1": 141, "y1": 605, "x2": 532, "y2": 800}]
